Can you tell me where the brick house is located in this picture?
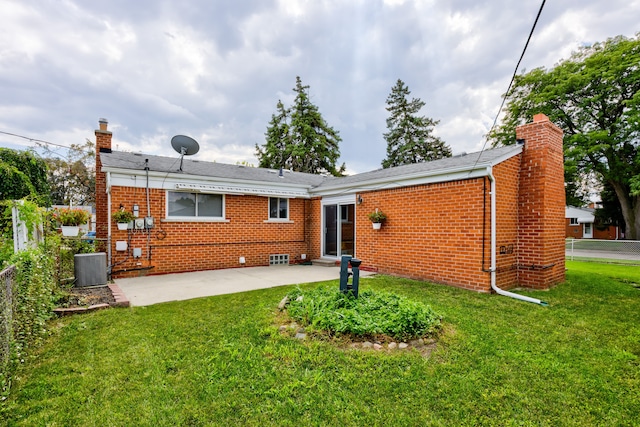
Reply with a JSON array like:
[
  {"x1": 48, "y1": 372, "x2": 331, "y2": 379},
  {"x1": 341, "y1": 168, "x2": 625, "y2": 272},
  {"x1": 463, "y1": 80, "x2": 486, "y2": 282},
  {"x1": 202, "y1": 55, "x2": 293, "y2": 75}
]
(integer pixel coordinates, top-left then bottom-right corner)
[
  {"x1": 95, "y1": 113, "x2": 565, "y2": 293},
  {"x1": 565, "y1": 205, "x2": 621, "y2": 240}
]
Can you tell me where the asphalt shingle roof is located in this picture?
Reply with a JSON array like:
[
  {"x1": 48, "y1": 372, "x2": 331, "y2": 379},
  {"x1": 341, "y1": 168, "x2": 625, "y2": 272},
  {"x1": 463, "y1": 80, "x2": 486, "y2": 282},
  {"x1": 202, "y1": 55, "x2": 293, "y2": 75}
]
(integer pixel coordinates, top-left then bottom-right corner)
[
  {"x1": 100, "y1": 151, "x2": 327, "y2": 187},
  {"x1": 101, "y1": 144, "x2": 521, "y2": 191}
]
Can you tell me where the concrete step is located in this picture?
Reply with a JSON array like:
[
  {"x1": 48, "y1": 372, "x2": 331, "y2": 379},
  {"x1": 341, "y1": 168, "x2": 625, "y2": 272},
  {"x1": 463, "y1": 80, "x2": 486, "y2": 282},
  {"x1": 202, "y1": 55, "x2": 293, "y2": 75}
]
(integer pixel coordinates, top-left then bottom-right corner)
[{"x1": 311, "y1": 258, "x2": 338, "y2": 267}]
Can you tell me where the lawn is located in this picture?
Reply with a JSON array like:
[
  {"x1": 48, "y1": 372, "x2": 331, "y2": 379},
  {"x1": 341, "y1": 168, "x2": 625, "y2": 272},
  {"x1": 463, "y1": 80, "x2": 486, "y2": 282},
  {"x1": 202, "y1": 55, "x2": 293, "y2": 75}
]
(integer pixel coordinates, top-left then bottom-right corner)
[{"x1": 2, "y1": 262, "x2": 639, "y2": 426}]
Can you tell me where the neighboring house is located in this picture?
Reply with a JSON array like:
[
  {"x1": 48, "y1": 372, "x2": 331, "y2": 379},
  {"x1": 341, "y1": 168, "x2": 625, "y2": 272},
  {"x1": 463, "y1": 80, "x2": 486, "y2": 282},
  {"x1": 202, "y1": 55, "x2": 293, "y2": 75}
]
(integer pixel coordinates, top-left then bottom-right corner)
[
  {"x1": 565, "y1": 206, "x2": 621, "y2": 240},
  {"x1": 95, "y1": 114, "x2": 565, "y2": 293}
]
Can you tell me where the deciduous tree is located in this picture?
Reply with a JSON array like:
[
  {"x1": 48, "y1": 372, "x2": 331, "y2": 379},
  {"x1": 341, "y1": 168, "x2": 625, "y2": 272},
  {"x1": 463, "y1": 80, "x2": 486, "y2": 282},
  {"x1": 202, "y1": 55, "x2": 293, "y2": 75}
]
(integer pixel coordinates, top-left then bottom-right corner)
[{"x1": 490, "y1": 34, "x2": 640, "y2": 239}]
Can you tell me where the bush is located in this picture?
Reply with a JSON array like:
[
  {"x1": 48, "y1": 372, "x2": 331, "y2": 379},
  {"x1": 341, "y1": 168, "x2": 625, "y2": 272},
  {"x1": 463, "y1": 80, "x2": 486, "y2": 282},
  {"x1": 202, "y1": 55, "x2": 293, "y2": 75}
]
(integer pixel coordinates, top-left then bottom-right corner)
[
  {"x1": 285, "y1": 287, "x2": 442, "y2": 341},
  {"x1": 10, "y1": 247, "x2": 58, "y2": 360}
]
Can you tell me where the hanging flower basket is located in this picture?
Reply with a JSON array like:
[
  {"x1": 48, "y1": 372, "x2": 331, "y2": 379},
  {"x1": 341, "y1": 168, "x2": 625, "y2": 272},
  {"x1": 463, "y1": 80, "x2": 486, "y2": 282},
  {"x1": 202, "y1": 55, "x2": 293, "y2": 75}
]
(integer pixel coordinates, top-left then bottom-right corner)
[
  {"x1": 368, "y1": 209, "x2": 386, "y2": 230},
  {"x1": 113, "y1": 209, "x2": 135, "y2": 231},
  {"x1": 61, "y1": 225, "x2": 80, "y2": 237},
  {"x1": 116, "y1": 222, "x2": 130, "y2": 231}
]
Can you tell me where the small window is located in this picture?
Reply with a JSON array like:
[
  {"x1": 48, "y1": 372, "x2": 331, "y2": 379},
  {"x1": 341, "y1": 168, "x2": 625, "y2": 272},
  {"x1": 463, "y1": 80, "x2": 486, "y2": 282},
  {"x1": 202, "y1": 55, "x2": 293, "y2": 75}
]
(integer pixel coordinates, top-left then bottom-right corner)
[
  {"x1": 569, "y1": 218, "x2": 578, "y2": 225},
  {"x1": 168, "y1": 192, "x2": 223, "y2": 218},
  {"x1": 269, "y1": 197, "x2": 288, "y2": 220}
]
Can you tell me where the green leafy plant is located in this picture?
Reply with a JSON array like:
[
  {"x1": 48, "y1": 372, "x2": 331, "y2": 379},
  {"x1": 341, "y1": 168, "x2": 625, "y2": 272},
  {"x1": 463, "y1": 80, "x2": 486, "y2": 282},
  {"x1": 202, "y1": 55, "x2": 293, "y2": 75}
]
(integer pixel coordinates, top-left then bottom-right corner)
[
  {"x1": 285, "y1": 286, "x2": 441, "y2": 340},
  {"x1": 112, "y1": 209, "x2": 135, "y2": 223},
  {"x1": 367, "y1": 209, "x2": 387, "y2": 223},
  {"x1": 52, "y1": 208, "x2": 90, "y2": 226}
]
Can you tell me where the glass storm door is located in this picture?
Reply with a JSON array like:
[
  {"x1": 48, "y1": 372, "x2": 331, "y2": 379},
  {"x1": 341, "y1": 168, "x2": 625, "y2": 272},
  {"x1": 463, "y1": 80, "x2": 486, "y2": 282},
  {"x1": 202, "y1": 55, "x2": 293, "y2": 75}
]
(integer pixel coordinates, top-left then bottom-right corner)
[{"x1": 323, "y1": 203, "x2": 355, "y2": 257}]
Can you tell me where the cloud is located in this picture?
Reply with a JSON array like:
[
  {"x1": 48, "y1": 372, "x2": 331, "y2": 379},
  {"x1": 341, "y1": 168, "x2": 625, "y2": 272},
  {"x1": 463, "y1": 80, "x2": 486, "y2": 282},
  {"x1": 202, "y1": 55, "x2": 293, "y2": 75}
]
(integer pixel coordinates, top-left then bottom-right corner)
[{"x1": 0, "y1": 0, "x2": 638, "y2": 174}]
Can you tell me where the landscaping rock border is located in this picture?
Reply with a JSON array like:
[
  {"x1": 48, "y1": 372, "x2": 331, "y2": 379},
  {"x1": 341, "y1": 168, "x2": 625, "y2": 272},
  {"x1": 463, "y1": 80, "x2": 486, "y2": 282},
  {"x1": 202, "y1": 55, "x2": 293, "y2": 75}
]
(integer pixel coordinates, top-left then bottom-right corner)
[{"x1": 278, "y1": 322, "x2": 437, "y2": 356}]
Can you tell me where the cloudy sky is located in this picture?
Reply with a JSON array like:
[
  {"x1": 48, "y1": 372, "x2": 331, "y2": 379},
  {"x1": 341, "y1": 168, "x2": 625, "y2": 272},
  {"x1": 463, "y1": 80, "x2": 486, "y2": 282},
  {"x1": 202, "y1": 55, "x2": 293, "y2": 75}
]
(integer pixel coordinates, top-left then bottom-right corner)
[{"x1": 0, "y1": 0, "x2": 638, "y2": 174}]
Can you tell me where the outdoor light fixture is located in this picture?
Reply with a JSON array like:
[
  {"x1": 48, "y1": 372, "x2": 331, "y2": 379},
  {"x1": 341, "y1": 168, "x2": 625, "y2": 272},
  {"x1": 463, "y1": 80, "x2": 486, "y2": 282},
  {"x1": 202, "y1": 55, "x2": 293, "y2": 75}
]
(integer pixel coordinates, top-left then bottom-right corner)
[{"x1": 357, "y1": 195, "x2": 363, "y2": 205}]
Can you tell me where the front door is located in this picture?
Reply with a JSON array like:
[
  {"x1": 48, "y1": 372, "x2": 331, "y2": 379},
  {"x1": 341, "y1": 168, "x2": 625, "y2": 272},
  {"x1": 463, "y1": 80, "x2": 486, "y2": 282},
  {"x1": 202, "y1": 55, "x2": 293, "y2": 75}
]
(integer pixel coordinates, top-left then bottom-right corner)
[
  {"x1": 323, "y1": 202, "x2": 355, "y2": 258},
  {"x1": 583, "y1": 222, "x2": 593, "y2": 238}
]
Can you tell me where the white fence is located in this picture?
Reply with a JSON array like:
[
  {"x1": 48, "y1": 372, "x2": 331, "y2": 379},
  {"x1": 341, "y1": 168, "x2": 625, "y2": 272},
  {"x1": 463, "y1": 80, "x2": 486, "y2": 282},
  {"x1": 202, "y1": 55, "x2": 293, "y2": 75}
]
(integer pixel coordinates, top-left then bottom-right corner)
[{"x1": 565, "y1": 238, "x2": 640, "y2": 262}]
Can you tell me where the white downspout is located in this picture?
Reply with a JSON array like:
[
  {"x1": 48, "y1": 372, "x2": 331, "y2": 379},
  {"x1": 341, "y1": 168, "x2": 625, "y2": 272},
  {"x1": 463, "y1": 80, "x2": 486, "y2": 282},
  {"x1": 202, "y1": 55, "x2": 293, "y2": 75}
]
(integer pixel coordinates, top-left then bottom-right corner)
[{"x1": 487, "y1": 166, "x2": 548, "y2": 306}]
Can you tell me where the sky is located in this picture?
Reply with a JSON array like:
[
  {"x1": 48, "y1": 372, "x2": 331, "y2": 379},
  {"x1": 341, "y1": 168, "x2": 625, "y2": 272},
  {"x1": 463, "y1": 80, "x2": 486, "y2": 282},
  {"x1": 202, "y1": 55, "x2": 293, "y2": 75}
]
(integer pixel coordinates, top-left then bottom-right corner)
[{"x1": 0, "y1": 0, "x2": 638, "y2": 174}]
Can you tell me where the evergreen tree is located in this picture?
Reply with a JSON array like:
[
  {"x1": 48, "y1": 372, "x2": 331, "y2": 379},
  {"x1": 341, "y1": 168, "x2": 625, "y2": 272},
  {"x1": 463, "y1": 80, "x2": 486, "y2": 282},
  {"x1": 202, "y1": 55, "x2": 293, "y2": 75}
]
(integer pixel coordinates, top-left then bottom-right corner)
[
  {"x1": 382, "y1": 79, "x2": 451, "y2": 168},
  {"x1": 256, "y1": 76, "x2": 345, "y2": 176},
  {"x1": 256, "y1": 100, "x2": 290, "y2": 169}
]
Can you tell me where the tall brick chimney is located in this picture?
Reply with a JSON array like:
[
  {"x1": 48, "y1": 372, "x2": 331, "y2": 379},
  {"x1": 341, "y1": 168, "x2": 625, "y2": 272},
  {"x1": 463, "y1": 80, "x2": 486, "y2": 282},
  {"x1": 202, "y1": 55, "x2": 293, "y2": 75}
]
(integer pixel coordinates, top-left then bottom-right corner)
[
  {"x1": 516, "y1": 113, "x2": 565, "y2": 289},
  {"x1": 95, "y1": 118, "x2": 112, "y2": 239}
]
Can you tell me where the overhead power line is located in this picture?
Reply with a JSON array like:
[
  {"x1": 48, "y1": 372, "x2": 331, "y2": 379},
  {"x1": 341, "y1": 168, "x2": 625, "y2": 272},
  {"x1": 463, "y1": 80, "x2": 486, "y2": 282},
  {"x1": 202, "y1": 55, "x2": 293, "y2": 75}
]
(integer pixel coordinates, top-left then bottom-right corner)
[
  {"x1": 475, "y1": 0, "x2": 547, "y2": 164},
  {"x1": 0, "y1": 129, "x2": 75, "y2": 150}
]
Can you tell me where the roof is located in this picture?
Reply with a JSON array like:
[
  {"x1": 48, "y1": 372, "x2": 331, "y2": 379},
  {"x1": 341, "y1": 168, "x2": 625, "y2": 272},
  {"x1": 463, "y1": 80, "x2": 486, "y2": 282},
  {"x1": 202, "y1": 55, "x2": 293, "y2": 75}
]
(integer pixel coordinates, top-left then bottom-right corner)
[
  {"x1": 566, "y1": 206, "x2": 595, "y2": 223},
  {"x1": 100, "y1": 150, "x2": 327, "y2": 187},
  {"x1": 100, "y1": 144, "x2": 523, "y2": 195},
  {"x1": 313, "y1": 145, "x2": 521, "y2": 193}
]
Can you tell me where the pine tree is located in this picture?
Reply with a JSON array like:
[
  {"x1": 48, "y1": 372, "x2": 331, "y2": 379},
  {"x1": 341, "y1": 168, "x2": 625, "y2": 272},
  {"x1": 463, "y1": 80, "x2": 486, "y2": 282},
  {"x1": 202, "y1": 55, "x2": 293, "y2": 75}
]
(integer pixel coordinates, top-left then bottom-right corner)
[
  {"x1": 382, "y1": 79, "x2": 451, "y2": 168},
  {"x1": 256, "y1": 100, "x2": 290, "y2": 169},
  {"x1": 256, "y1": 76, "x2": 345, "y2": 176}
]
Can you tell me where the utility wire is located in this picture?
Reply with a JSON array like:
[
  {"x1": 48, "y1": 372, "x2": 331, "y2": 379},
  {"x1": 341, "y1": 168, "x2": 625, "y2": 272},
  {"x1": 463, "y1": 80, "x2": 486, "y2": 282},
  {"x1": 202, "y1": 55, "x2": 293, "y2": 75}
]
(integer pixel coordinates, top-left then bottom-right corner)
[
  {"x1": 0, "y1": 129, "x2": 75, "y2": 150},
  {"x1": 471, "y1": 0, "x2": 547, "y2": 172}
]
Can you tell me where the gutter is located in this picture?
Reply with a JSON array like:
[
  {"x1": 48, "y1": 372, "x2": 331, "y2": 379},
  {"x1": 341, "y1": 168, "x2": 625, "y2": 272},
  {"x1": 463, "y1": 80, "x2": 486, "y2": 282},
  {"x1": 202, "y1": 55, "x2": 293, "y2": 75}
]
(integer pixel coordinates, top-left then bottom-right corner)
[{"x1": 487, "y1": 166, "x2": 549, "y2": 306}]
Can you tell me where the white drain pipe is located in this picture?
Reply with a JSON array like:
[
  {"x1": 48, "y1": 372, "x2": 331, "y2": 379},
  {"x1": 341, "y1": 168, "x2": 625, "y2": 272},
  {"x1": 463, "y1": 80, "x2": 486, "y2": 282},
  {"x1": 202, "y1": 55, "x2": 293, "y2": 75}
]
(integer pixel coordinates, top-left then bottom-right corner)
[{"x1": 487, "y1": 167, "x2": 548, "y2": 306}]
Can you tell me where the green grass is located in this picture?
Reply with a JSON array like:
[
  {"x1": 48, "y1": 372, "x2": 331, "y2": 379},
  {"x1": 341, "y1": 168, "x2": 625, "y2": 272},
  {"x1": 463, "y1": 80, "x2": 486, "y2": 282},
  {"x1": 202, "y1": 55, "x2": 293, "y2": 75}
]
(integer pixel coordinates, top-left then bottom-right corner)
[{"x1": 3, "y1": 263, "x2": 640, "y2": 426}]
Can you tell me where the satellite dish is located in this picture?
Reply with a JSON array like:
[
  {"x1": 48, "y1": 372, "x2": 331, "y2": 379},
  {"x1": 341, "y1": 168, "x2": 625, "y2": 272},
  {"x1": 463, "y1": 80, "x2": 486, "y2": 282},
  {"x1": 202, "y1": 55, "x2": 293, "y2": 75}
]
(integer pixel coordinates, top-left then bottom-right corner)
[{"x1": 171, "y1": 135, "x2": 199, "y2": 171}]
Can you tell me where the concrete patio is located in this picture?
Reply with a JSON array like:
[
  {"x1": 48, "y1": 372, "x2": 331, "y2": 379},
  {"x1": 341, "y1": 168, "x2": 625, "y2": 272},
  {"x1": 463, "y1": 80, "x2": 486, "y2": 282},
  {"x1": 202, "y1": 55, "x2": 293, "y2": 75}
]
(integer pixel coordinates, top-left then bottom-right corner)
[{"x1": 114, "y1": 264, "x2": 375, "y2": 306}]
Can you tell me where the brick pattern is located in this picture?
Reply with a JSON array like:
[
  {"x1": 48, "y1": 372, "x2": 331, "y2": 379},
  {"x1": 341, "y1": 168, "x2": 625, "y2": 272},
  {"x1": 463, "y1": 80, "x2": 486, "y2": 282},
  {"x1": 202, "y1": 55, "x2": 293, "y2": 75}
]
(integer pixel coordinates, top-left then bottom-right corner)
[
  {"x1": 97, "y1": 116, "x2": 565, "y2": 291},
  {"x1": 109, "y1": 189, "x2": 309, "y2": 277},
  {"x1": 516, "y1": 114, "x2": 566, "y2": 288},
  {"x1": 353, "y1": 156, "x2": 522, "y2": 293}
]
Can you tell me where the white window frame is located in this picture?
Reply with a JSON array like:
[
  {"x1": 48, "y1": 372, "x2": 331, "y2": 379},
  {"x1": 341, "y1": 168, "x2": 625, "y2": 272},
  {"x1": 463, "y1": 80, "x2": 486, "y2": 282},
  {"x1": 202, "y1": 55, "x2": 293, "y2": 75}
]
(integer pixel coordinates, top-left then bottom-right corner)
[
  {"x1": 268, "y1": 197, "x2": 289, "y2": 221},
  {"x1": 165, "y1": 191, "x2": 226, "y2": 221}
]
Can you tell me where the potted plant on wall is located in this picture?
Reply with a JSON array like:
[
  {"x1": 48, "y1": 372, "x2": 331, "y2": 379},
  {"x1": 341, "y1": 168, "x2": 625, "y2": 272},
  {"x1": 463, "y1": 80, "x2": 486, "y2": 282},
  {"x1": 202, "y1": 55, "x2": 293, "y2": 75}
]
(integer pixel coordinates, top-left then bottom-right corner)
[
  {"x1": 112, "y1": 209, "x2": 135, "y2": 230},
  {"x1": 55, "y1": 208, "x2": 91, "y2": 237},
  {"x1": 368, "y1": 209, "x2": 387, "y2": 230}
]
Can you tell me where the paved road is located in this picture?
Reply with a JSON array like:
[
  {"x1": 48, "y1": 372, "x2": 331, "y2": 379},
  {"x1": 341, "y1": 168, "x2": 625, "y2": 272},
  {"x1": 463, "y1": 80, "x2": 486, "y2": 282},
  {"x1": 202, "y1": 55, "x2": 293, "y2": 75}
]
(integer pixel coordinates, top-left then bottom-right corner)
[{"x1": 566, "y1": 249, "x2": 640, "y2": 261}]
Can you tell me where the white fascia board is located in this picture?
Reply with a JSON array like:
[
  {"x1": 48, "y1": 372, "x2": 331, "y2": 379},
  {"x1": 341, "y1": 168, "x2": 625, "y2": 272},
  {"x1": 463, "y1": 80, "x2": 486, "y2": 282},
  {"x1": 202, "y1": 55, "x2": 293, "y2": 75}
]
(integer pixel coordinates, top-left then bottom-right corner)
[
  {"x1": 103, "y1": 167, "x2": 312, "y2": 198},
  {"x1": 310, "y1": 146, "x2": 521, "y2": 196}
]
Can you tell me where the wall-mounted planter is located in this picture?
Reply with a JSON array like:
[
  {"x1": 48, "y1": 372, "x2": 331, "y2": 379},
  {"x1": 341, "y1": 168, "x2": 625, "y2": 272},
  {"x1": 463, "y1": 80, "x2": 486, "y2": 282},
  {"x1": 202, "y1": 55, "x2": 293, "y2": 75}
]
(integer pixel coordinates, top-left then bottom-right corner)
[
  {"x1": 372, "y1": 222, "x2": 382, "y2": 230},
  {"x1": 116, "y1": 222, "x2": 129, "y2": 231},
  {"x1": 61, "y1": 226, "x2": 80, "y2": 237}
]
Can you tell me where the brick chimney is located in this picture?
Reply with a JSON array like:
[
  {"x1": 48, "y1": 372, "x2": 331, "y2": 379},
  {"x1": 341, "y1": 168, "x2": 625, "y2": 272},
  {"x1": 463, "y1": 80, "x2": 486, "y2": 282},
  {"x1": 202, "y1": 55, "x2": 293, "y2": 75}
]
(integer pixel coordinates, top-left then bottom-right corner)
[
  {"x1": 516, "y1": 113, "x2": 565, "y2": 289},
  {"x1": 95, "y1": 118, "x2": 112, "y2": 239}
]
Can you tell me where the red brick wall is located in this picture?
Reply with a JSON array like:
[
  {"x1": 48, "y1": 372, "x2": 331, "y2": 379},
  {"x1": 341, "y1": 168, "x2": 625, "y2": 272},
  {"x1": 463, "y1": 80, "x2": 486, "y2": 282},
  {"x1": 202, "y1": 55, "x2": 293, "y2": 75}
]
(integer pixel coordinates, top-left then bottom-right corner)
[
  {"x1": 353, "y1": 156, "x2": 522, "y2": 293},
  {"x1": 566, "y1": 220, "x2": 584, "y2": 239},
  {"x1": 109, "y1": 189, "x2": 309, "y2": 277},
  {"x1": 516, "y1": 114, "x2": 566, "y2": 289},
  {"x1": 593, "y1": 225, "x2": 619, "y2": 240}
]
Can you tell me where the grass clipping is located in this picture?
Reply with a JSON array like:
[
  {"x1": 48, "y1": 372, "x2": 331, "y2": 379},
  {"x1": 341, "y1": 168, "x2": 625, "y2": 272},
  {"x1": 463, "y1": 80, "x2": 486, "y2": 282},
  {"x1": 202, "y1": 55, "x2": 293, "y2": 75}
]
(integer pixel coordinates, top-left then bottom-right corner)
[{"x1": 284, "y1": 287, "x2": 442, "y2": 342}]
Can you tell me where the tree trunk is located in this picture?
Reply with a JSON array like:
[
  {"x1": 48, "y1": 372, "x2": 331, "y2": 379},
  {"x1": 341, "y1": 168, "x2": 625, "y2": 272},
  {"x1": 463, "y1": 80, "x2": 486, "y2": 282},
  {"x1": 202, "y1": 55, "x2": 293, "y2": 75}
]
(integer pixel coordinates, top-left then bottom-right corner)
[{"x1": 611, "y1": 181, "x2": 639, "y2": 240}]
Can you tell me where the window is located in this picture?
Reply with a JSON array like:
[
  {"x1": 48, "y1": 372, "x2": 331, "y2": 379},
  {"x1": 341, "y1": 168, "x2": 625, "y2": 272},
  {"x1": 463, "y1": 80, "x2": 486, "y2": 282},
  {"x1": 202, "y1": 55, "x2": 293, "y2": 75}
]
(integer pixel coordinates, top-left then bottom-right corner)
[
  {"x1": 569, "y1": 218, "x2": 578, "y2": 225},
  {"x1": 269, "y1": 197, "x2": 288, "y2": 220},
  {"x1": 168, "y1": 192, "x2": 223, "y2": 218}
]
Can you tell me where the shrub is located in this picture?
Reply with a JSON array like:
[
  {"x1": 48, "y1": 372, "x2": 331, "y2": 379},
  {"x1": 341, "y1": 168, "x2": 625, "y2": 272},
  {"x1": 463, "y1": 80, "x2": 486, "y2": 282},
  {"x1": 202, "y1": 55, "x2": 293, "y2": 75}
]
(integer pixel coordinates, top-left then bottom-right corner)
[
  {"x1": 51, "y1": 208, "x2": 90, "y2": 226},
  {"x1": 112, "y1": 210, "x2": 135, "y2": 223},
  {"x1": 285, "y1": 287, "x2": 442, "y2": 341},
  {"x1": 10, "y1": 246, "x2": 58, "y2": 360}
]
